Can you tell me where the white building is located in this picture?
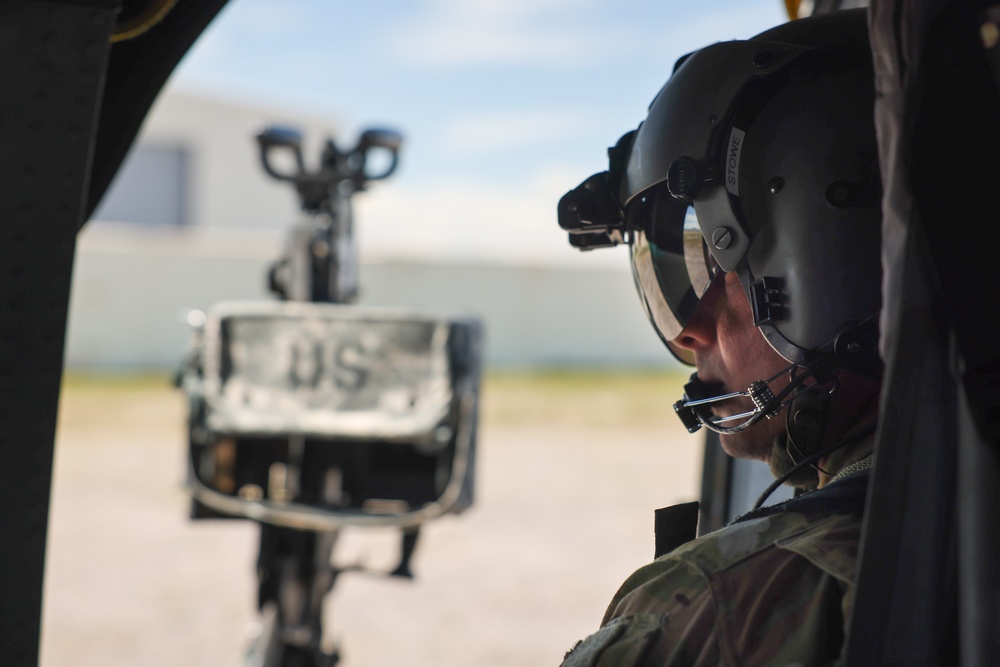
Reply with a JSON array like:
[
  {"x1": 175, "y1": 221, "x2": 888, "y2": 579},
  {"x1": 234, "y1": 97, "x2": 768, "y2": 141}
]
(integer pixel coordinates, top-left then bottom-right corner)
[{"x1": 68, "y1": 87, "x2": 678, "y2": 371}]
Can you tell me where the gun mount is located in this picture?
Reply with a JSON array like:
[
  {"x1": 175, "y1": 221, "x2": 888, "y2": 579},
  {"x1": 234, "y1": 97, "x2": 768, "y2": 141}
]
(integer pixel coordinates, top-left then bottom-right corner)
[{"x1": 177, "y1": 125, "x2": 483, "y2": 667}]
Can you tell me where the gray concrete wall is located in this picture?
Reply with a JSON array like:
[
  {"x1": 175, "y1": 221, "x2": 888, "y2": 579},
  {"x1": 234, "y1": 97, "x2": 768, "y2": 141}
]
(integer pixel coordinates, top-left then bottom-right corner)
[
  {"x1": 66, "y1": 223, "x2": 680, "y2": 371},
  {"x1": 92, "y1": 88, "x2": 342, "y2": 231}
]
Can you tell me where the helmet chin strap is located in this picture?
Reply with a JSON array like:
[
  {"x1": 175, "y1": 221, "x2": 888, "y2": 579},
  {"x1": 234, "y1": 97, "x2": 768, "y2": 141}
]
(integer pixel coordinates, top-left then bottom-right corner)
[{"x1": 672, "y1": 362, "x2": 815, "y2": 435}]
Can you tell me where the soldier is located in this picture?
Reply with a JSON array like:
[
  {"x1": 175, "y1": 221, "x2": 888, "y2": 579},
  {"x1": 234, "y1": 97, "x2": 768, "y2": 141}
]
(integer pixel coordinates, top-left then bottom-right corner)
[{"x1": 557, "y1": 8, "x2": 882, "y2": 666}]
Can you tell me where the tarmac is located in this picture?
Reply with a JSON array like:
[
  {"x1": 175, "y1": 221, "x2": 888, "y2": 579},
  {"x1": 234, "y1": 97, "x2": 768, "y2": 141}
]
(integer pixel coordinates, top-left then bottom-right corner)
[{"x1": 40, "y1": 373, "x2": 699, "y2": 667}]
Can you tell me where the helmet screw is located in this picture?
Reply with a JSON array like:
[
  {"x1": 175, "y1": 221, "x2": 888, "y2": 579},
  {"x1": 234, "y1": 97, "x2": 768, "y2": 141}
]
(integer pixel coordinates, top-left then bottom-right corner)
[
  {"x1": 768, "y1": 177, "x2": 785, "y2": 194},
  {"x1": 712, "y1": 227, "x2": 733, "y2": 250},
  {"x1": 708, "y1": 113, "x2": 719, "y2": 124},
  {"x1": 826, "y1": 181, "x2": 851, "y2": 206},
  {"x1": 753, "y1": 51, "x2": 773, "y2": 68},
  {"x1": 667, "y1": 156, "x2": 702, "y2": 201}
]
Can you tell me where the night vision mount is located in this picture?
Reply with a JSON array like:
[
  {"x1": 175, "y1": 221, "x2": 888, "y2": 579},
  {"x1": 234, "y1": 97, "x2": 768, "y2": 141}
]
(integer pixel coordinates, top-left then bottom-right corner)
[{"x1": 556, "y1": 131, "x2": 634, "y2": 251}]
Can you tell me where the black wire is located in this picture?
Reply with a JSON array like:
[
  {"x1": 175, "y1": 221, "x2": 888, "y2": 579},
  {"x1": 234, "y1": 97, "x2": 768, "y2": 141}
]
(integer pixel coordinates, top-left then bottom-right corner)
[
  {"x1": 784, "y1": 376, "x2": 839, "y2": 475},
  {"x1": 752, "y1": 422, "x2": 877, "y2": 511}
]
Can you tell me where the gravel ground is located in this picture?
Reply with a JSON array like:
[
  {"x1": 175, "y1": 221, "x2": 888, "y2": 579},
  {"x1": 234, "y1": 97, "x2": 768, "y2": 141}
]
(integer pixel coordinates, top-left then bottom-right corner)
[{"x1": 40, "y1": 371, "x2": 700, "y2": 667}]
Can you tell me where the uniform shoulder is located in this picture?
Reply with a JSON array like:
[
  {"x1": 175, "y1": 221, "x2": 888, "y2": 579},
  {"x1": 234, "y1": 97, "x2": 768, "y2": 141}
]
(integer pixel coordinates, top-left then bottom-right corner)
[
  {"x1": 601, "y1": 511, "x2": 852, "y2": 624},
  {"x1": 677, "y1": 510, "x2": 857, "y2": 576},
  {"x1": 560, "y1": 612, "x2": 717, "y2": 667},
  {"x1": 562, "y1": 512, "x2": 862, "y2": 667}
]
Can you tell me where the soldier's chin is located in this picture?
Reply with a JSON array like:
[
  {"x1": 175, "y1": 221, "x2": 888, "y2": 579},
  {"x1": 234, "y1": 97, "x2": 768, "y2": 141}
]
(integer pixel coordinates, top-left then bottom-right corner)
[{"x1": 769, "y1": 435, "x2": 820, "y2": 490}]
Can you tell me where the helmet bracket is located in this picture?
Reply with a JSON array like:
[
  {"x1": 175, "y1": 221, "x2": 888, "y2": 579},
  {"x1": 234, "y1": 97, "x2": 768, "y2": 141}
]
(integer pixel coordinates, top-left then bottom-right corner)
[{"x1": 750, "y1": 276, "x2": 785, "y2": 326}]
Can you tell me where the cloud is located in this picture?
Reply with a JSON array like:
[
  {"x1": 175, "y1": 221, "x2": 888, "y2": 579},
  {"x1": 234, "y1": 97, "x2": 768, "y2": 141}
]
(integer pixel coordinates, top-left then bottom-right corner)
[
  {"x1": 440, "y1": 108, "x2": 598, "y2": 154},
  {"x1": 385, "y1": 0, "x2": 614, "y2": 68},
  {"x1": 382, "y1": 0, "x2": 784, "y2": 70},
  {"x1": 396, "y1": 28, "x2": 590, "y2": 68},
  {"x1": 210, "y1": 0, "x2": 311, "y2": 39},
  {"x1": 422, "y1": 0, "x2": 591, "y2": 23},
  {"x1": 352, "y1": 171, "x2": 627, "y2": 269},
  {"x1": 624, "y1": 3, "x2": 789, "y2": 59}
]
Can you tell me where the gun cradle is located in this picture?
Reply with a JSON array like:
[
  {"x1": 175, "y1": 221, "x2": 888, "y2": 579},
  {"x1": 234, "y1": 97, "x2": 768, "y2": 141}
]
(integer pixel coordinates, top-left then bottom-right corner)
[{"x1": 180, "y1": 301, "x2": 483, "y2": 530}]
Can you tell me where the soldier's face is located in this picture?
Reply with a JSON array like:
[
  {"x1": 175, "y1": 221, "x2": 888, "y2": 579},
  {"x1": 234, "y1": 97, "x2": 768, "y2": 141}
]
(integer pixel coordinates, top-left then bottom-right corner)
[{"x1": 670, "y1": 271, "x2": 791, "y2": 462}]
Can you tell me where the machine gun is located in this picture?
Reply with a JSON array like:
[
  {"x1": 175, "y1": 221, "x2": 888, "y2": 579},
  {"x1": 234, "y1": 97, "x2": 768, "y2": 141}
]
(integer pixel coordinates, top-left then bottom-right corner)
[{"x1": 176, "y1": 125, "x2": 483, "y2": 667}]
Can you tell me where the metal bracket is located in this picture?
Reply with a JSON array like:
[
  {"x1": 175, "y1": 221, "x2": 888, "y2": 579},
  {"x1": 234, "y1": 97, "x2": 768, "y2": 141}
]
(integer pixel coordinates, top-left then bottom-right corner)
[{"x1": 749, "y1": 276, "x2": 784, "y2": 325}]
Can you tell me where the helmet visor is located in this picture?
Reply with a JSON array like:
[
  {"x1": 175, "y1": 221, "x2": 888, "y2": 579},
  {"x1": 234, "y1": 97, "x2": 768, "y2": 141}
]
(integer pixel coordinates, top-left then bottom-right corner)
[{"x1": 627, "y1": 184, "x2": 721, "y2": 365}]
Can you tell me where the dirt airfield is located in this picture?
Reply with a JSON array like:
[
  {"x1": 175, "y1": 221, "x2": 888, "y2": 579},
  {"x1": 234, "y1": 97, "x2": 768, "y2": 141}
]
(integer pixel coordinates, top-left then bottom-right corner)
[{"x1": 41, "y1": 370, "x2": 699, "y2": 667}]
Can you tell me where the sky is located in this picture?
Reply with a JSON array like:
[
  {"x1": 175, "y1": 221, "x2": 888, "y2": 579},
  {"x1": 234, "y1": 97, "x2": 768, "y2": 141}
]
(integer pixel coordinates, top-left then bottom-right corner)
[{"x1": 167, "y1": 0, "x2": 790, "y2": 266}]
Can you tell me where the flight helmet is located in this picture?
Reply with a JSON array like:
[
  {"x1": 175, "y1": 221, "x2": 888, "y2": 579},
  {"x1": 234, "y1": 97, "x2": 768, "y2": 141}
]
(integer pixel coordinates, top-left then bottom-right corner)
[{"x1": 559, "y1": 9, "x2": 882, "y2": 385}]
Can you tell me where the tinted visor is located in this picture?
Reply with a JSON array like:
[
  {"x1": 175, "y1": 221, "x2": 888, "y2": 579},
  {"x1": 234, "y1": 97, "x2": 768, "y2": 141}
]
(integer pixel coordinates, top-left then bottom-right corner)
[{"x1": 627, "y1": 183, "x2": 721, "y2": 365}]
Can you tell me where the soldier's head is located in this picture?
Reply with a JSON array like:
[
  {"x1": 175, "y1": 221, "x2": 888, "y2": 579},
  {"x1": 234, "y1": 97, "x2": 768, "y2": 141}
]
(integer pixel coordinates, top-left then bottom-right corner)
[{"x1": 558, "y1": 9, "x2": 882, "y2": 486}]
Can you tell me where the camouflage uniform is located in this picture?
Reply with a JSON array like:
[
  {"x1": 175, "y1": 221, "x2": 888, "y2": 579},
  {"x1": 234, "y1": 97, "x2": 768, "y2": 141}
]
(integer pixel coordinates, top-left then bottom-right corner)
[{"x1": 560, "y1": 472, "x2": 869, "y2": 667}]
